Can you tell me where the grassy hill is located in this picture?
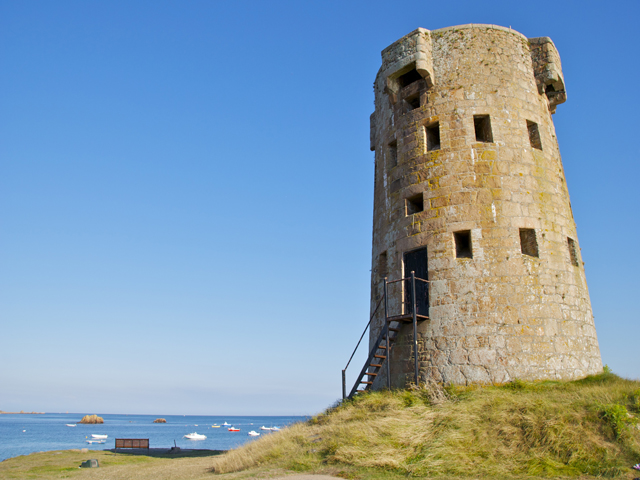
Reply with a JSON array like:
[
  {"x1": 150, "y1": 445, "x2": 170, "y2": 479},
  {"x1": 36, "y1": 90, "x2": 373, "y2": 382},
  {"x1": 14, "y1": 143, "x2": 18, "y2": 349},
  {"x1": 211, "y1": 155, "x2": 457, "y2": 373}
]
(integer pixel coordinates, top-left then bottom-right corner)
[{"x1": 213, "y1": 370, "x2": 640, "y2": 479}]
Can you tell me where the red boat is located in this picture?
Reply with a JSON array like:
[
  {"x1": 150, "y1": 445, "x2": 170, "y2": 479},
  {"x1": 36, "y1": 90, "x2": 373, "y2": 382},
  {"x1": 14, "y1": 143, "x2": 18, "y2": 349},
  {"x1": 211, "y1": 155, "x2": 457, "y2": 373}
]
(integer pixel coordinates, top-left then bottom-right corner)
[{"x1": 228, "y1": 427, "x2": 240, "y2": 432}]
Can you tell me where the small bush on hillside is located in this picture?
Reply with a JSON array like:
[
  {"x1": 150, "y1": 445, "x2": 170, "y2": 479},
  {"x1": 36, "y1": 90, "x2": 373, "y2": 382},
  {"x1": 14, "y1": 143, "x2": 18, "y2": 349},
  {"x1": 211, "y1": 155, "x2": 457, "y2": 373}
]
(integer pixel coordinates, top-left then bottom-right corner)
[{"x1": 599, "y1": 402, "x2": 638, "y2": 440}]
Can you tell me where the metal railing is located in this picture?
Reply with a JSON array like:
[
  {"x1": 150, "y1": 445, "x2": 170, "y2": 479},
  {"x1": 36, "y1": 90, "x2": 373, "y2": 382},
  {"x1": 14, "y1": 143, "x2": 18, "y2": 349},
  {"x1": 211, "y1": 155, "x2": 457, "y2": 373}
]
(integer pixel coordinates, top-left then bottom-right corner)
[
  {"x1": 341, "y1": 271, "x2": 429, "y2": 399},
  {"x1": 341, "y1": 293, "x2": 384, "y2": 399}
]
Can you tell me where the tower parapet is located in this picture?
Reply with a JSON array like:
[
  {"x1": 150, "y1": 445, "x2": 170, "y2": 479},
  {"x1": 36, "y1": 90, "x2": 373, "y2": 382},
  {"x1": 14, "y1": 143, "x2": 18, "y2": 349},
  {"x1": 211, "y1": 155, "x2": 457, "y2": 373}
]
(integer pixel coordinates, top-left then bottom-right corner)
[{"x1": 368, "y1": 24, "x2": 602, "y2": 387}]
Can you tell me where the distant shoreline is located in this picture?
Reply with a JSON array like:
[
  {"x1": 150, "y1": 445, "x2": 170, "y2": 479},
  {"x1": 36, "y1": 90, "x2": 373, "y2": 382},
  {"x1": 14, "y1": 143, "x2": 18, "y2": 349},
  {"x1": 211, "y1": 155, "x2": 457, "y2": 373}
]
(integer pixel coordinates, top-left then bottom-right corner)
[{"x1": 0, "y1": 411, "x2": 45, "y2": 415}]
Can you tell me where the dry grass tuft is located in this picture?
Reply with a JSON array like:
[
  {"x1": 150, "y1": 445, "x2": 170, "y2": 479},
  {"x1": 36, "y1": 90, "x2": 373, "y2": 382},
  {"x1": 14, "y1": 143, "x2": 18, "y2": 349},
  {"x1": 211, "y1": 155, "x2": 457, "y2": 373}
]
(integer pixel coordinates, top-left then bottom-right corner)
[{"x1": 211, "y1": 371, "x2": 640, "y2": 478}]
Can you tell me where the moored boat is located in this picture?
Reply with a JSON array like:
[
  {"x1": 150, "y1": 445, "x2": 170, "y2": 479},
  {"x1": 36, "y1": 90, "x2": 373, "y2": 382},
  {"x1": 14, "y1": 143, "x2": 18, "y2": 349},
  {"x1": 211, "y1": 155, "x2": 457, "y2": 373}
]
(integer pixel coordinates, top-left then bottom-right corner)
[
  {"x1": 91, "y1": 434, "x2": 108, "y2": 439},
  {"x1": 184, "y1": 432, "x2": 206, "y2": 440},
  {"x1": 228, "y1": 427, "x2": 240, "y2": 432},
  {"x1": 248, "y1": 430, "x2": 259, "y2": 436}
]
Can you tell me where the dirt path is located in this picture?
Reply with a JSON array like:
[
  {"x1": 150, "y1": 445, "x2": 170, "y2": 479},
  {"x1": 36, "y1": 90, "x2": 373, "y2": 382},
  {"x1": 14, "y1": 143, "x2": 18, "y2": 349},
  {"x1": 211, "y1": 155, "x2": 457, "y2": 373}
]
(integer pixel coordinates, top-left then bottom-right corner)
[{"x1": 0, "y1": 450, "x2": 342, "y2": 480}]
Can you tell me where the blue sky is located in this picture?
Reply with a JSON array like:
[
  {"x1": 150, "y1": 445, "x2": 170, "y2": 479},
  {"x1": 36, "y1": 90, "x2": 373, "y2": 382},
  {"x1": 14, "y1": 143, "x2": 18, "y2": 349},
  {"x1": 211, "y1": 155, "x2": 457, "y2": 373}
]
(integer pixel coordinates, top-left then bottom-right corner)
[{"x1": 1, "y1": 0, "x2": 638, "y2": 415}]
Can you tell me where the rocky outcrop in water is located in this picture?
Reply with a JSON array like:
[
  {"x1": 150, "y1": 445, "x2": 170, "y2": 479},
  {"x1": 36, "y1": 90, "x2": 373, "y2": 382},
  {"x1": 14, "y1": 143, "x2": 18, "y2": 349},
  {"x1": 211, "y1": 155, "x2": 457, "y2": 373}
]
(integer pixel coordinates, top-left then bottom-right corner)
[{"x1": 79, "y1": 415, "x2": 104, "y2": 424}]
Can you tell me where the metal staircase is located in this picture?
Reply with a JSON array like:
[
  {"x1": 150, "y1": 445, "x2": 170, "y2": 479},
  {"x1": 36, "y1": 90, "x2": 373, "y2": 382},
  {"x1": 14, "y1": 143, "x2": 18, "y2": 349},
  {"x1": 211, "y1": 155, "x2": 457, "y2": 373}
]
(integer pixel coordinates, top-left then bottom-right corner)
[{"x1": 342, "y1": 272, "x2": 429, "y2": 399}]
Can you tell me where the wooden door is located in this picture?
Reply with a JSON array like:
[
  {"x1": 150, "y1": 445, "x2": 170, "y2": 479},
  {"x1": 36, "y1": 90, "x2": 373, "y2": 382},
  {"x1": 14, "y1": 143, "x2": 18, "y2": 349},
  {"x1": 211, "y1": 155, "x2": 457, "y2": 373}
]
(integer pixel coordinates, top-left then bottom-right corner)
[{"x1": 403, "y1": 247, "x2": 429, "y2": 317}]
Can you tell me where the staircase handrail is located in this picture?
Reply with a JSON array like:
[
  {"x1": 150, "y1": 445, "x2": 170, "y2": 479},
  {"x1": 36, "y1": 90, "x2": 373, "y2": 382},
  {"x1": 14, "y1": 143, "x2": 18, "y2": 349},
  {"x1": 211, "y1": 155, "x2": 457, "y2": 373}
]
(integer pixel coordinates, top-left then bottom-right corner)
[
  {"x1": 347, "y1": 321, "x2": 391, "y2": 399},
  {"x1": 341, "y1": 274, "x2": 431, "y2": 399},
  {"x1": 343, "y1": 293, "x2": 384, "y2": 371}
]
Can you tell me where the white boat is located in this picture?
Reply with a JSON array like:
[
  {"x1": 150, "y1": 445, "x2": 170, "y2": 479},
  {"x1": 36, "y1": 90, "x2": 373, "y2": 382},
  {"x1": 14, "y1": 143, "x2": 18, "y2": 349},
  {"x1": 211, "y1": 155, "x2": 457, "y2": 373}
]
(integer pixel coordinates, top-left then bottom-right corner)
[
  {"x1": 260, "y1": 426, "x2": 270, "y2": 430},
  {"x1": 184, "y1": 432, "x2": 206, "y2": 440},
  {"x1": 86, "y1": 440, "x2": 105, "y2": 444},
  {"x1": 91, "y1": 434, "x2": 108, "y2": 439},
  {"x1": 222, "y1": 422, "x2": 230, "y2": 426},
  {"x1": 271, "y1": 426, "x2": 280, "y2": 431},
  {"x1": 66, "y1": 424, "x2": 76, "y2": 427},
  {"x1": 248, "y1": 430, "x2": 260, "y2": 436}
]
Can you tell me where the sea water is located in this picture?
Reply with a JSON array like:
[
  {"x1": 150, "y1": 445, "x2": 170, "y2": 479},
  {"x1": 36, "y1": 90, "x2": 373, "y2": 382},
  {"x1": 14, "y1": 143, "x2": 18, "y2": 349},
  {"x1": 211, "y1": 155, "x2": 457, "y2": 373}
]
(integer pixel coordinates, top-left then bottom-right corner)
[{"x1": 0, "y1": 413, "x2": 306, "y2": 462}]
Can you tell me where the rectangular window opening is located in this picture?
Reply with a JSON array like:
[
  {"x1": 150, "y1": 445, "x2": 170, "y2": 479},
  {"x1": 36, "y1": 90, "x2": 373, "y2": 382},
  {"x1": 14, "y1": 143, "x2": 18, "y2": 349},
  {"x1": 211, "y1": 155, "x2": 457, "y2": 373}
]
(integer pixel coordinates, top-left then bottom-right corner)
[
  {"x1": 378, "y1": 251, "x2": 388, "y2": 280},
  {"x1": 454, "y1": 230, "x2": 473, "y2": 259},
  {"x1": 387, "y1": 140, "x2": 397, "y2": 168},
  {"x1": 426, "y1": 122, "x2": 440, "y2": 151},
  {"x1": 404, "y1": 93, "x2": 420, "y2": 113},
  {"x1": 567, "y1": 237, "x2": 579, "y2": 267},
  {"x1": 405, "y1": 193, "x2": 424, "y2": 216},
  {"x1": 527, "y1": 120, "x2": 542, "y2": 150},
  {"x1": 519, "y1": 228, "x2": 539, "y2": 257},
  {"x1": 474, "y1": 115, "x2": 493, "y2": 143},
  {"x1": 397, "y1": 68, "x2": 422, "y2": 88}
]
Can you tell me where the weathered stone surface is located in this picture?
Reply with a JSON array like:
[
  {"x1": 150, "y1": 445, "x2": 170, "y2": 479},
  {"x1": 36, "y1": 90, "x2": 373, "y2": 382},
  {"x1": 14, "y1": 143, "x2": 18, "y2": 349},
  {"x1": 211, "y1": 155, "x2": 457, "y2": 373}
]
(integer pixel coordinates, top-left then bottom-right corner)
[
  {"x1": 79, "y1": 415, "x2": 104, "y2": 424},
  {"x1": 368, "y1": 24, "x2": 602, "y2": 388}
]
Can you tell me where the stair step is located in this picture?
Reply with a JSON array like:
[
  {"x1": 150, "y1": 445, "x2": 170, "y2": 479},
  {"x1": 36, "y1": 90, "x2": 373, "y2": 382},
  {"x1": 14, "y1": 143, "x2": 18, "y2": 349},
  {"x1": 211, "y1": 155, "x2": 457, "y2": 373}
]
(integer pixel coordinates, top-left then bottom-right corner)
[
  {"x1": 377, "y1": 345, "x2": 387, "y2": 349},
  {"x1": 369, "y1": 364, "x2": 382, "y2": 368},
  {"x1": 374, "y1": 354, "x2": 386, "y2": 359},
  {"x1": 389, "y1": 327, "x2": 400, "y2": 332},
  {"x1": 387, "y1": 313, "x2": 429, "y2": 323},
  {"x1": 366, "y1": 372, "x2": 378, "y2": 376},
  {"x1": 360, "y1": 381, "x2": 373, "y2": 385}
]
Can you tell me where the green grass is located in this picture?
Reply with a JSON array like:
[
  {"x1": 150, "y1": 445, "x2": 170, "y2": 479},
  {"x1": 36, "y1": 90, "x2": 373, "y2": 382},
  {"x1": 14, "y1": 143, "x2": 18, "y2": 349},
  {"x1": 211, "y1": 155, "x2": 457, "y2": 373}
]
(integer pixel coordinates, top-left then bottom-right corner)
[
  {"x1": 212, "y1": 371, "x2": 640, "y2": 479},
  {"x1": 0, "y1": 449, "x2": 223, "y2": 479}
]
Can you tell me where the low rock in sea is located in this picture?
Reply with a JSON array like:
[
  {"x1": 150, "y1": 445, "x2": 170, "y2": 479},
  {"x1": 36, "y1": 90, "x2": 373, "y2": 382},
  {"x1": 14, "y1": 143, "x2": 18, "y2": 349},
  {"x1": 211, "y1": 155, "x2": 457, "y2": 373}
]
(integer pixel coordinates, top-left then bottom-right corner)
[
  {"x1": 153, "y1": 418, "x2": 167, "y2": 423},
  {"x1": 79, "y1": 414, "x2": 104, "y2": 424}
]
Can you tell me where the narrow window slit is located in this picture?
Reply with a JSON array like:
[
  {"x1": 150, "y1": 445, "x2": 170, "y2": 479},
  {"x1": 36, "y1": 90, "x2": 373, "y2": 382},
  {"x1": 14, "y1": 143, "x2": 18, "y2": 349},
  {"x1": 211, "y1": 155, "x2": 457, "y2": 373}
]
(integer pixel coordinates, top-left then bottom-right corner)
[
  {"x1": 527, "y1": 120, "x2": 542, "y2": 150},
  {"x1": 387, "y1": 140, "x2": 397, "y2": 168},
  {"x1": 567, "y1": 237, "x2": 579, "y2": 266},
  {"x1": 454, "y1": 231, "x2": 472, "y2": 258},
  {"x1": 474, "y1": 115, "x2": 493, "y2": 143},
  {"x1": 426, "y1": 122, "x2": 440, "y2": 151},
  {"x1": 378, "y1": 251, "x2": 388, "y2": 279}
]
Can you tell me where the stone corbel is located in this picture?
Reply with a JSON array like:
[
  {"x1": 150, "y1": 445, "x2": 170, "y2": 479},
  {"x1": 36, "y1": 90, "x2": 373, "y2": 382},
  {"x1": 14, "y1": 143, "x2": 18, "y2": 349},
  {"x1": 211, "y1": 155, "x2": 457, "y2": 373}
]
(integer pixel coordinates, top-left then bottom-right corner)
[
  {"x1": 529, "y1": 37, "x2": 567, "y2": 113},
  {"x1": 381, "y1": 28, "x2": 434, "y2": 105}
]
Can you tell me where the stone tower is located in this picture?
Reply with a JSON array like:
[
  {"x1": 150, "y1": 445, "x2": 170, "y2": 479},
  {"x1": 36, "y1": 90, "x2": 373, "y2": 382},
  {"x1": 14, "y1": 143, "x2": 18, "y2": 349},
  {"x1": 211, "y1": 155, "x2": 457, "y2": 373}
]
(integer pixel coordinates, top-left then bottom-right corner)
[{"x1": 368, "y1": 24, "x2": 602, "y2": 388}]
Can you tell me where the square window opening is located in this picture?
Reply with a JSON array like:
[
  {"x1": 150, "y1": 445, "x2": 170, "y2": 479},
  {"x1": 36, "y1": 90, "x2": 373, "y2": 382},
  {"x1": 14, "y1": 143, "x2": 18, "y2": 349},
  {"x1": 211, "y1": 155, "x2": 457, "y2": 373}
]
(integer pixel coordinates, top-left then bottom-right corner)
[
  {"x1": 426, "y1": 122, "x2": 441, "y2": 151},
  {"x1": 519, "y1": 228, "x2": 539, "y2": 257},
  {"x1": 404, "y1": 93, "x2": 420, "y2": 113},
  {"x1": 387, "y1": 140, "x2": 397, "y2": 168},
  {"x1": 406, "y1": 193, "x2": 424, "y2": 216},
  {"x1": 527, "y1": 120, "x2": 542, "y2": 150},
  {"x1": 454, "y1": 230, "x2": 473, "y2": 259},
  {"x1": 474, "y1": 115, "x2": 493, "y2": 143},
  {"x1": 397, "y1": 68, "x2": 422, "y2": 88},
  {"x1": 567, "y1": 237, "x2": 579, "y2": 267}
]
